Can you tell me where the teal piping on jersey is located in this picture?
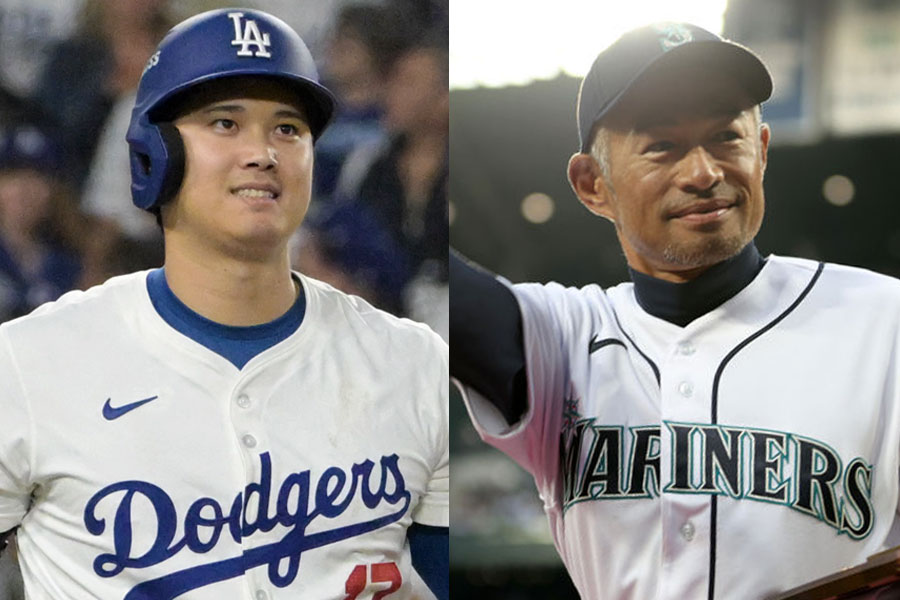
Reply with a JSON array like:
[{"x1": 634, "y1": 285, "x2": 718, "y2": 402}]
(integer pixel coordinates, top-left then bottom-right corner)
[
  {"x1": 146, "y1": 268, "x2": 305, "y2": 369},
  {"x1": 628, "y1": 242, "x2": 765, "y2": 327}
]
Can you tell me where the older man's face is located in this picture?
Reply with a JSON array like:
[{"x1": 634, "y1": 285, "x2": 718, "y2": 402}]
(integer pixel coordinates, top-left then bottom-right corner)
[{"x1": 577, "y1": 70, "x2": 770, "y2": 281}]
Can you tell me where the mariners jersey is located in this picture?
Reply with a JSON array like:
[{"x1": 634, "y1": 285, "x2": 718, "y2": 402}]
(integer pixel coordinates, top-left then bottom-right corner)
[
  {"x1": 460, "y1": 255, "x2": 900, "y2": 599},
  {"x1": 0, "y1": 271, "x2": 448, "y2": 599}
]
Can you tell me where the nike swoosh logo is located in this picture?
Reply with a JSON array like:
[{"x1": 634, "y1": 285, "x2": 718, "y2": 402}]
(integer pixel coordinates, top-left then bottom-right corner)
[
  {"x1": 102, "y1": 396, "x2": 158, "y2": 421},
  {"x1": 589, "y1": 334, "x2": 626, "y2": 355}
]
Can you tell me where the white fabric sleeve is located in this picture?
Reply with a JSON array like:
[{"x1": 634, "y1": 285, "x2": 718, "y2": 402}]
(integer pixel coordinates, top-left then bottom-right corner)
[
  {"x1": 0, "y1": 330, "x2": 34, "y2": 532},
  {"x1": 411, "y1": 337, "x2": 449, "y2": 527}
]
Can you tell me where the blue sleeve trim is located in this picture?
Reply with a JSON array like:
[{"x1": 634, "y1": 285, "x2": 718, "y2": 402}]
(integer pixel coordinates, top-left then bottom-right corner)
[{"x1": 408, "y1": 523, "x2": 448, "y2": 600}]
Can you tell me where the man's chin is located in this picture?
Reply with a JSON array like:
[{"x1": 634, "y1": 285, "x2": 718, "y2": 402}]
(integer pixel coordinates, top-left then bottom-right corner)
[
  {"x1": 661, "y1": 234, "x2": 750, "y2": 270},
  {"x1": 221, "y1": 227, "x2": 292, "y2": 262}
]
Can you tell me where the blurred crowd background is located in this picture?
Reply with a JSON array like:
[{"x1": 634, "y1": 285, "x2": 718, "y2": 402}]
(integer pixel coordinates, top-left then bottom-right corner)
[
  {"x1": 0, "y1": 0, "x2": 447, "y2": 597},
  {"x1": 451, "y1": 0, "x2": 900, "y2": 597}
]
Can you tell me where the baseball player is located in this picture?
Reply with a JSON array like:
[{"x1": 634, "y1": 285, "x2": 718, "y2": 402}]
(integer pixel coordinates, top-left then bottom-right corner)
[
  {"x1": 451, "y1": 22, "x2": 900, "y2": 599},
  {"x1": 0, "y1": 9, "x2": 448, "y2": 600}
]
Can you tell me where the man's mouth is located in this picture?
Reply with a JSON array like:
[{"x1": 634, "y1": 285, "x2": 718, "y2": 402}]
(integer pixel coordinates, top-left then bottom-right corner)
[
  {"x1": 232, "y1": 185, "x2": 280, "y2": 200},
  {"x1": 667, "y1": 199, "x2": 737, "y2": 223}
]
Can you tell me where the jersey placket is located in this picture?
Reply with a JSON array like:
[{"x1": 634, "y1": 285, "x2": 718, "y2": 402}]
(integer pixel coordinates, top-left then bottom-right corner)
[
  {"x1": 658, "y1": 331, "x2": 716, "y2": 599},
  {"x1": 229, "y1": 369, "x2": 272, "y2": 598}
]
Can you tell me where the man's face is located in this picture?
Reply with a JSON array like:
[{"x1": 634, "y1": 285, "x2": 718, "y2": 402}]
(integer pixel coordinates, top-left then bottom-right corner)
[
  {"x1": 0, "y1": 169, "x2": 53, "y2": 234},
  {"x1": 165, "y1": 79, "x2": 314, "y2": 260},
  {"x1": 574, "y1": 73, "x2": 770, "y2": 280},
  {"x1": 383, "y1": 48, "x2": 448, "y2": 134},
  {"x1": 326, "y1": 29, "x2": 376, "y2": 89}
]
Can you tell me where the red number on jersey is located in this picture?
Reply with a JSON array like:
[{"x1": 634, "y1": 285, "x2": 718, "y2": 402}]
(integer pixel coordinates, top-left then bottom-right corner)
[
  {"x1": 344, "y1": 564, "x2": 367, "y2": 599},
  {"x1": 370, "y1": 563, "x2": 402, "y2": 599},
  {"x1": 343, "y1": 562, "x2": 402, "y2": 599}
]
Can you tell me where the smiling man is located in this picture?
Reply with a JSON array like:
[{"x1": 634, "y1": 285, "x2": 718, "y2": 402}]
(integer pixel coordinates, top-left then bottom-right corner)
[
  {"x1": 0, "y1": 9, "x2": 448, "y2": 599},
  {"x1": 452, "y1": 22, "x2": 900, "y2": 599}
]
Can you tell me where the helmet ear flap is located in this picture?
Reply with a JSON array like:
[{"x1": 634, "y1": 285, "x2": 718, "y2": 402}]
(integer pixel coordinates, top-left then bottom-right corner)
[
  {"x1": 128, "y1": 120, "x2": 185, "y2": 211},
  {"x1": 155, "y1": 122, "x2": 186, "y2": 209}
]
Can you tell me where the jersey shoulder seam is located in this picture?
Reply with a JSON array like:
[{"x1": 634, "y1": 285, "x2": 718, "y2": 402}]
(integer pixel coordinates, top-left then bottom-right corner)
[
  {"x1": 0, "y1": 271, "x2": 148, "y2": 331},
  {"x1": 301, "y1": 273, "x2": 445, "y2": 345}
]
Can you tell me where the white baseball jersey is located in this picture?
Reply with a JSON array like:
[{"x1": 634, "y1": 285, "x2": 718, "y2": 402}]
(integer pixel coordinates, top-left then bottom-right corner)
[
  {"x1": 461, "y1": 255, "x2": 900, "y2": 599},
  {"x1": 0, "y1": 271, "x2": 448, "y2": 599}
]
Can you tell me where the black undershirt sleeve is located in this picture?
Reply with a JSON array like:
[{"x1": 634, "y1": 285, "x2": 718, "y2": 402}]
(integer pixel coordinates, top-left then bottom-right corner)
[{"x1": 449, "y1": 250, "x2": 527, "y2": 425}]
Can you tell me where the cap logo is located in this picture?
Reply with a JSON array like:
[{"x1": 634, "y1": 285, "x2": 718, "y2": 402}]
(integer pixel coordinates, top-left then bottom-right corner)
[
  {"x1": 228, "y1": 12, "x2": 272, "y2": 58},
  {"x1": 653, "y1": 23, "x2": 693, "y2": 52},
  {"x1": 142, "y1": 50, "x2": 160, "y2": 75}
]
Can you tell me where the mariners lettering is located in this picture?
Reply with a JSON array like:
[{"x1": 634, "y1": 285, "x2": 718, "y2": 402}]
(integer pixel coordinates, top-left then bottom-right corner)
[
  {"x1": 560, "y1": 421, "x2": 874, "y2": 539},
  {"x1": 83, "y1": 452, "x2": 410, "y2": 598}
]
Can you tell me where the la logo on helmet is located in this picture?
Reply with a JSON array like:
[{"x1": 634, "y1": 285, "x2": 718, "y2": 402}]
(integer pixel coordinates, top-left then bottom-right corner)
[{"x1": 228, "y1": 12, "x2": 272, "y2": 58}]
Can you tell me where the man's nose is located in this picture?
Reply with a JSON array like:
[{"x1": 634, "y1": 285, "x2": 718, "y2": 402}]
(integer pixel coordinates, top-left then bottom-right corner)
[
  {"x1": 674, "y1": 146, "x2": 723, "y2": 194},
  {"x1": 242, "y1": 132, "x2": 278, "y2": 171}
]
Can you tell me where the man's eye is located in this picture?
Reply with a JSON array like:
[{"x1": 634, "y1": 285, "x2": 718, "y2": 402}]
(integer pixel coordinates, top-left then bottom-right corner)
[
  {"x1": 713, "y1": 130, "x2": 740, "y2": 143},
  {"x1": 644, "y1": 140, "x2": 675, "y2": 153},
  {"x1": 213, "y1": 119, "x2": 237, "y2": 130},
  {"x1": 277, "y1": 124, "x2": 299, "y2": 135}
]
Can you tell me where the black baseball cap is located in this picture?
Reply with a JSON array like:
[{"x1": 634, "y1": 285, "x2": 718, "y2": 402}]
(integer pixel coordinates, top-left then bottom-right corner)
[{"x1": 576, "y1": 22, "x2": 772, "y2": 152}]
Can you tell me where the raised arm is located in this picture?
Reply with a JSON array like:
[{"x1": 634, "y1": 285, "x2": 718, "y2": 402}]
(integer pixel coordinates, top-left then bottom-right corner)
[{"x1": 449, "y1": 250, "x2": 527, "y2": 425}]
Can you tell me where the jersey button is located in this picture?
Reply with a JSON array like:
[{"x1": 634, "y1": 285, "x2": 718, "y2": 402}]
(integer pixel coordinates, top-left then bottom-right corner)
[
  {"x1": 255, "y1": 591, "x2": 268, "y2": 600},
  {"x1": 236, "y1": 394, "x2": 251, "y2": 409},
  {"x1": 242, "y1": 434, "x2": 258, "y2": 448},
  {"x1": 680, "y1": 521, "x2": 695, "y2": 541},
  {"x1": 677, "y1": 381, "x2": 694, "y2": 398},
  {"x1": 676, "y1": 341, "x2": 695, "y2": 356}
]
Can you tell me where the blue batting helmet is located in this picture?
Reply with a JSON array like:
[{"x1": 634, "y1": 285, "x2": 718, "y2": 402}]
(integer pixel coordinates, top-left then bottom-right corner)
[{"x1": 126, "y1": 8, "x2": 336, "y2": 211}]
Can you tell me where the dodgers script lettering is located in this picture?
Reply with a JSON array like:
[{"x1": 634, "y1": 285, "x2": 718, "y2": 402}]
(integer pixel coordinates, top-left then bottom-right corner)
[{"x1": 83, "y1": 452, "x2": 411, "y2": 598}]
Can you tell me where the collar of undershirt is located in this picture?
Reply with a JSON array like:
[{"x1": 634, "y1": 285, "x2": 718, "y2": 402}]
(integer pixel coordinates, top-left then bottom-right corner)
[
  {"x1": 628, "y1": 242, "x2": 765, "y2": 327},
  {"x1": 146, "y1": 268, "x2": 305, "y2": 369}
]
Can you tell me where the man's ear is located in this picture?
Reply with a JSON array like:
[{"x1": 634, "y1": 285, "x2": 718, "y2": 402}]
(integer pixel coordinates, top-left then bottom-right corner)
[
  {"x1": 758, "y1": 122, "x2": 771, "y2": 173},
  {"x1": 567, "y1": 153, "x2": 615, "y2": 222}
]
